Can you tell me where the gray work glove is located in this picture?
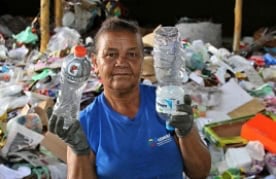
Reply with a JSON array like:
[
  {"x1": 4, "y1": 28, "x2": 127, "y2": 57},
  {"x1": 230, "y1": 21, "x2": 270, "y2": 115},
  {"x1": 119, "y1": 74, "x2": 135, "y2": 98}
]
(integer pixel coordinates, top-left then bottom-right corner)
[
  {"x1": 168, "y1": 95, "x2": 194, "y2": 137},
  {"x1": 48, "y1": 115, "x2": 90, "y2": 155}
]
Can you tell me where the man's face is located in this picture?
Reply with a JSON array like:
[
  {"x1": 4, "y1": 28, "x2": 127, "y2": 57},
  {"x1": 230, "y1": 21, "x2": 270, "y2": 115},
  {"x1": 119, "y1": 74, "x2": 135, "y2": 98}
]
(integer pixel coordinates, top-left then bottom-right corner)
[{"x1": 93, "y1": 31, "x2": 143, "y2": 92}]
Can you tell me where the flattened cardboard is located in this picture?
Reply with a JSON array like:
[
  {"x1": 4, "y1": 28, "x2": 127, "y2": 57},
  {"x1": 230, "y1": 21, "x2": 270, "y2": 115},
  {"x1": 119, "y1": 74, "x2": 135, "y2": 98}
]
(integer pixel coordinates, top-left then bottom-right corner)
[
  {"x1": 228, "y1": 98, "x2": 265, "y2": 118},
  {"x1": 41, "y1": 131, "x2": 67, "y2": 163}
]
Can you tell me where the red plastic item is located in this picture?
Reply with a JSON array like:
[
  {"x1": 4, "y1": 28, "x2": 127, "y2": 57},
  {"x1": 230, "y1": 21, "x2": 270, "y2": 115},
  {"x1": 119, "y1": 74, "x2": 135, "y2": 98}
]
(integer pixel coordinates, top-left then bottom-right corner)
[
  {"x1": 74, "y1": 45, "x2": 87, "y2": 58},
  {"x1": 241, "y1": 113, "x2": 276, "y2": 153},
  {"x1": 249, "y1": 56, "x2": 265, "y2": 67}
]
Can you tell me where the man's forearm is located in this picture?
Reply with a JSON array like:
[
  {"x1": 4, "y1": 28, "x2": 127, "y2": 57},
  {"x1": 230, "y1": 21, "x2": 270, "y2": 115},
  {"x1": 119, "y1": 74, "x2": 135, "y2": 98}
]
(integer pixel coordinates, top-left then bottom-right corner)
[
  {"x1": 178, "y1": 126, "x2": 211, "y2": 179},
  {"x1": 67, "y1": 147, "x2": 97, "y2": 179}
]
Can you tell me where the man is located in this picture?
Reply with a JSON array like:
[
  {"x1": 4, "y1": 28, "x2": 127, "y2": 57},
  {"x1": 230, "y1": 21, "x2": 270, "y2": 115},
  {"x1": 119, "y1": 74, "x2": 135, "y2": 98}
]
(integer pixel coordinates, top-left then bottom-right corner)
[{"x1": 49, "y1": 17, "x2": 211, "y2": 179}]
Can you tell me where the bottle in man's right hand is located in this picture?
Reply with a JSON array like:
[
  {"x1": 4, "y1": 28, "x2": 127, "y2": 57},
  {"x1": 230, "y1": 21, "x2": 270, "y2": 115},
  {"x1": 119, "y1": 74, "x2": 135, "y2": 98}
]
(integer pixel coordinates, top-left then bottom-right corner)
[{"x1": 52, "y1": 45, "x2": 91, "y2": 129}]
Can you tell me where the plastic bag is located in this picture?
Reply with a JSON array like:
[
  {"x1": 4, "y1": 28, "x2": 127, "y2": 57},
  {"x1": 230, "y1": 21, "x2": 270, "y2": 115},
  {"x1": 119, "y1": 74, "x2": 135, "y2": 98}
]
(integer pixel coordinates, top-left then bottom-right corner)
[{"x1": 47, "y1": 27, "x2": 80, "y2": 53}]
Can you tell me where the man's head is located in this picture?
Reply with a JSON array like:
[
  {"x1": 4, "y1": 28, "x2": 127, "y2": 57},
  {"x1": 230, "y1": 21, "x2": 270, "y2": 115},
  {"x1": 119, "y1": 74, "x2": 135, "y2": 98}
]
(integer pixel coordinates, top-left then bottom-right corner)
[
  {"x1": 92, "y1": 17, "x2": 144, "y2": 94},
  {"x1": 94, "y1": 17, "x2": 144, "y2": 54}
]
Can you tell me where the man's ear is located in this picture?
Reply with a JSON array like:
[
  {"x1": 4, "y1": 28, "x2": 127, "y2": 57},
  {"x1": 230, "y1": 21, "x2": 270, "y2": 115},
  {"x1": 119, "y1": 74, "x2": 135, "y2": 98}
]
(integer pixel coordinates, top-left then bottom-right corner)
[{"x1": 91, "y1": 53, "x2": 99, "y2": 75}]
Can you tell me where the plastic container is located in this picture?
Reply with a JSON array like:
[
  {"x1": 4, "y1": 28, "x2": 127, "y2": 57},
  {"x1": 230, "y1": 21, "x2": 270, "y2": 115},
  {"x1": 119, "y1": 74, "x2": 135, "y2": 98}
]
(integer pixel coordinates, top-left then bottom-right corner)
[
  {"x1": 203, "y1": 115, "x2": 251, "y2": 148},
  {"x1": 52, "y1": 45, "x2": 91, "y2": 129},
  {"x1": 153, "y1": 26, "x2": 185, "y2": 130},
  {"x1": 241, "y1": 113, "x2": 276, "y2": 153}
]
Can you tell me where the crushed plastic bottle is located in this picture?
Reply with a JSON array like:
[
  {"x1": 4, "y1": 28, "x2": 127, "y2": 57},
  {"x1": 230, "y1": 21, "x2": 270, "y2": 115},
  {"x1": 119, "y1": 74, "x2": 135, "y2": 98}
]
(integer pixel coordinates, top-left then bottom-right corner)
[
  {"x1": 52, "y1": 45, "x2": 91, "y2": 129},
  {"x1": 153, "y1": 26, "x2": 185, "y2": 131}
]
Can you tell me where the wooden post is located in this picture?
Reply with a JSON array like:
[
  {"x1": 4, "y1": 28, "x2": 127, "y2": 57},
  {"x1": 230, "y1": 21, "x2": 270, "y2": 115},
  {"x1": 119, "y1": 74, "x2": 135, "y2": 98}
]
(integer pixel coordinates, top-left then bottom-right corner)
[
  {"x1": 40, "y1": 0, "x2": 50, "y2": 53},
  {"x1": 55, "y1": 0, "x2": 63, "y2": 28},
  {"x1": 232, "y1": 0, "x2": 243, "y2": 53}
]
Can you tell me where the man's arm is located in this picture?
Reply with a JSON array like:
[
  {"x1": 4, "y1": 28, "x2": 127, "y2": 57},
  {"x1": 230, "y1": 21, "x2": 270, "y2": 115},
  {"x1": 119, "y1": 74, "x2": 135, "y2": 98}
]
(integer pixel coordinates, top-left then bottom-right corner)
[
  {"x1": 67, "y1": 146, "x2": 97, "y2": 179},
  {"x1": 169, "y1": 95, "x2": 211, "y2": 178},
  {"x1": 177, "y1": 126, "x2": 211, "y2": 179}
]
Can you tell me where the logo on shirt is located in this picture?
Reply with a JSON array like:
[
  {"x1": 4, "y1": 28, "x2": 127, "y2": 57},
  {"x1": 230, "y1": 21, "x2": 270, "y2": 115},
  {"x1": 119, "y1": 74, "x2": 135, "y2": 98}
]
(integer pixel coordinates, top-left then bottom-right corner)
[{"x1": 148, "y1": 134, "x2": 172, "y2": 147}]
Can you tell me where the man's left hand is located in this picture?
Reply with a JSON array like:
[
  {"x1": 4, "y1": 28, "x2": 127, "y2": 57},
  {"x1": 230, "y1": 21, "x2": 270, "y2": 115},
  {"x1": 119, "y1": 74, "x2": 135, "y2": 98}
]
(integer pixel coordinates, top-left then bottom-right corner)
[{"x1": 168, "y1": 95, "x2": 194, "y2": 137}]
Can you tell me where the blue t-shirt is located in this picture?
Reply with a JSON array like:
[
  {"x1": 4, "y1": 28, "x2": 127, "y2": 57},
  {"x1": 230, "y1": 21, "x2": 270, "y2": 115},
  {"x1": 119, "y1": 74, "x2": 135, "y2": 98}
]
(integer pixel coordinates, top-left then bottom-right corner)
[{"x1": 80, "y1": 84, "x2": 184, "y2": 179}]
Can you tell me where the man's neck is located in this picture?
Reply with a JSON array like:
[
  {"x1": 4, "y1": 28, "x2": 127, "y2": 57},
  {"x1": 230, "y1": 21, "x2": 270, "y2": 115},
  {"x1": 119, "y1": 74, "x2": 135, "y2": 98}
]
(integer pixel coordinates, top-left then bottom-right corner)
[{"x1": 104, "y1": 87, "x2": 140, "y2": 118}]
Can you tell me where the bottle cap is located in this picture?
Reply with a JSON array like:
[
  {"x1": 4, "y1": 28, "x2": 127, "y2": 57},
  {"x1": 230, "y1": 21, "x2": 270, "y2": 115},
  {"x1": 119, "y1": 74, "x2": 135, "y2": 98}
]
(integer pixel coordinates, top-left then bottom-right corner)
[{"x1": 74, "y1": 45, "x2": 87, "y2": 58}]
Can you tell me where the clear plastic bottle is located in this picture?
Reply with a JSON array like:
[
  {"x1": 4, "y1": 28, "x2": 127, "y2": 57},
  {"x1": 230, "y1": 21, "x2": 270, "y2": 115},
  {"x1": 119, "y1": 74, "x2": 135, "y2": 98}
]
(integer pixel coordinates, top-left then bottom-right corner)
[
  {"x1": 153, "y1": 26, "x2": 185, "y2": 131},
  {"x1": 52, "y1": 45, "x2": 91, "y2": 129}
]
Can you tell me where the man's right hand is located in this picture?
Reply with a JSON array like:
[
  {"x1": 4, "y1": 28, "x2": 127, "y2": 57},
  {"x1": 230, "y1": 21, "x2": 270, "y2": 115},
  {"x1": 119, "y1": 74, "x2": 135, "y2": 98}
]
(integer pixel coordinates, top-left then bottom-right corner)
[{"x1": 48, "y1": 114, "x2": 90, "y2": 155}]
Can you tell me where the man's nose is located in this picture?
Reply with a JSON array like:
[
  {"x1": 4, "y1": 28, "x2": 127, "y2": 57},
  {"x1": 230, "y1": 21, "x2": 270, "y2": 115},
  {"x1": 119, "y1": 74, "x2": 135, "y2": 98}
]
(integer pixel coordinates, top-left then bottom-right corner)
[{"x1": 116, "y1": 55, "x2": 127, "y2": 64}]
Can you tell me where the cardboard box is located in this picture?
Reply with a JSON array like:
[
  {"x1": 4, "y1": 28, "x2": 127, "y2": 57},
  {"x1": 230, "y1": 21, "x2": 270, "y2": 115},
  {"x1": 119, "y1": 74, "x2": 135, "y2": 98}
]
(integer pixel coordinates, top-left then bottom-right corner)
[
  {"x1": 203, "y1": 115, "x2": 252, "y2": 148},
  {"x1": 41, "y1": 131, "x2": 67, "y2": 163}
]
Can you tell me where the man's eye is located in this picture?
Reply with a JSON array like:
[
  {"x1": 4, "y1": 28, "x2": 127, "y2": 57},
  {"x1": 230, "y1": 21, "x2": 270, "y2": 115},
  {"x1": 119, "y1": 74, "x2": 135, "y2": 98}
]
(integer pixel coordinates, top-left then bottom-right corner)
[
  {"x1": 127, "y1": 52, "x2": 139, "y2": 59},
  {"x1": 106, "y1": 52, "x2": 118, "y2": 59}
]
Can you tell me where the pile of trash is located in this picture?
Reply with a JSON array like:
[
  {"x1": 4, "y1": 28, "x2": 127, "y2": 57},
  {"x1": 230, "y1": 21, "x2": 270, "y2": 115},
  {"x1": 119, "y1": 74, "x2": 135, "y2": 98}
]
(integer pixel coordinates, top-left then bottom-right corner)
[
  {"x1": 0, "y1": 23, "x2": 102, "y2": 178},
  {"x1": 0, "y1": 10, "x2": 276, "y2": 177}
]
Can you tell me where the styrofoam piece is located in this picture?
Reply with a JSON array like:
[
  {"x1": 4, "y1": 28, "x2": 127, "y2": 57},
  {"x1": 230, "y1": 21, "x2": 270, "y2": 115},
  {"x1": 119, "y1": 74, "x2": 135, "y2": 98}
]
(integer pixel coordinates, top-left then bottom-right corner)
[{"x1": 225, "y1": 147, "x2": 252, "y2": 170}]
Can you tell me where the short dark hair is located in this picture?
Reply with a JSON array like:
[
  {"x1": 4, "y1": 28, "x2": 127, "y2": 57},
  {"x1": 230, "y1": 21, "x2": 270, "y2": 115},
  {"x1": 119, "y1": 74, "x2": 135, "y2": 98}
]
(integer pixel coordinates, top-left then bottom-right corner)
[{"x1": 94, "y1": 17, "x2": 143, "y2": 53}]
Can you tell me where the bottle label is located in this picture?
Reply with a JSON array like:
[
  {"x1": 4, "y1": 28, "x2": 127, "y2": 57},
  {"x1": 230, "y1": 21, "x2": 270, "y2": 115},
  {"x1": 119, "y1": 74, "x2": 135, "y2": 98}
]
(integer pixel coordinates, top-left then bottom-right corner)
[
  {"x1": 155, "y1": 85, "x2": 184, "y2": 121},
  {"x1": 63, "y1": 57, "x2": 91, "y2": 83},
  {"x1": 156, "y1": 96, "x2": 183, "y2": 120},
  {"x1": 67, "y1": 62, "x2": 81, "y2": 76}
]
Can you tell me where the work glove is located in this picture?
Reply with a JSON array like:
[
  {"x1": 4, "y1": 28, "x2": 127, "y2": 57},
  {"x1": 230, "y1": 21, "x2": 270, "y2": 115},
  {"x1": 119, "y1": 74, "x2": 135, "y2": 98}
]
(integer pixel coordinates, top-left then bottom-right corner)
[
  {"x1": 48, "y1": 115, "x2": 90, "y2": 155},
  {"x1": 168, "y1": 94, "x2": 194, "y2": 137}
]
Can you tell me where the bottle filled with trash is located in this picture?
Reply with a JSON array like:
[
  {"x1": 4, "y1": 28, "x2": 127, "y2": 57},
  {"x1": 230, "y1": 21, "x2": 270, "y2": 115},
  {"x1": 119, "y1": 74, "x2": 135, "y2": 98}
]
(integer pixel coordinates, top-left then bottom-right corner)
[
  {"x1": 153, "y1": 26, "x2": 185, "y2": 131},
  {"x1": 52, "y1": 45, "x2": 91, "y2": 129}
]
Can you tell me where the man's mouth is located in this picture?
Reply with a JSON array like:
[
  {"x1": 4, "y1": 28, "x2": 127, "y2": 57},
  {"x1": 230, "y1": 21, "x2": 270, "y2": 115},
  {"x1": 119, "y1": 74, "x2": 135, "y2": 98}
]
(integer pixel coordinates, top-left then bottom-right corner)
[
  {"x1": 112, "y1": 71, "x2": 131, "y2": 76},
  {"x1": 113, "y1": 73, "x2": 130, "y2": 77}
]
